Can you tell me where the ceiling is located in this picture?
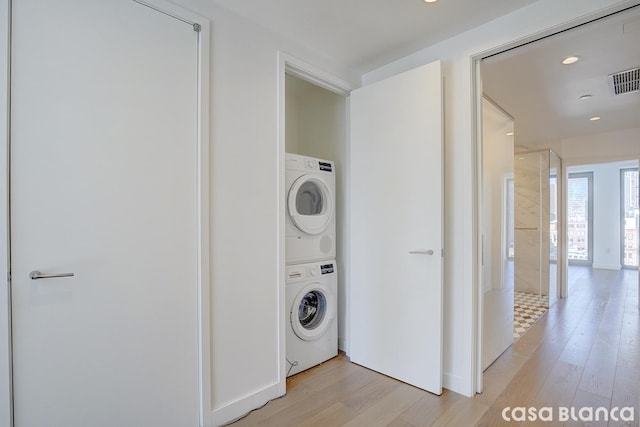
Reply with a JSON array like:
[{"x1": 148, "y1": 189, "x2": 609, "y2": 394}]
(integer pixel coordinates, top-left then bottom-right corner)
[
  {"x1": 209, "y1": 0, "x2": 539, "y2": 75},
  {"x1": 210, "y1": 0, "x2": 639, "y2": 148},
  {"x1": 482, "y1": 5, "x2": 640, "y2": 149}
]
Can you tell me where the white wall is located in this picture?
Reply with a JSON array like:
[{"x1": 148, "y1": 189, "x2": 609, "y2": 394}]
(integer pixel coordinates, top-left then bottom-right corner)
[
  {"x1": 150, "y1": 1, "x2": 357, "y2": 425},
  {"x1": 561, "y1": 127, "x2": 640, "y2": 165},
  {"x1": 592, "y1": 163, "x2": 623, "y2": 270},
  {"x1": 284, "y1": 84, "x2": 299, "y2": 153},
  {"x1": 362, "y1": 0, "x2": 638, "y2": 396}
]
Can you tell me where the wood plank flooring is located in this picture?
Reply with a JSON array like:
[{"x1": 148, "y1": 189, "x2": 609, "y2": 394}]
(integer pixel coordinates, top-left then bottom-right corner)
[{"x1": 227, "y1": 267, "x2": 639, "y2": 426}]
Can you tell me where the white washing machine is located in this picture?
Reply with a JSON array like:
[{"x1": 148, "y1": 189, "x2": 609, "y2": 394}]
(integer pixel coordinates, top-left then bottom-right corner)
[
  {"x1": 285, "y1": 153, "x2": 336, "y2": 265},
  {"x1": 286, "y1": 260, "x2": 338, "y2": 377}
]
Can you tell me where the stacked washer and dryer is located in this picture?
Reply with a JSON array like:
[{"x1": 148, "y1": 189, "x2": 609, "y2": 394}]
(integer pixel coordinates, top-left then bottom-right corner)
[{"x1": 285, "y1": 153, "x2": 338, "y2": 377}]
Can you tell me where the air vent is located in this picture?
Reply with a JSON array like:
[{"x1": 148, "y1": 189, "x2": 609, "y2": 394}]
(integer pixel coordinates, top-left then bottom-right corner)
[{"x1": 608, "y1": 67, "x2": 640, "y2": 95}]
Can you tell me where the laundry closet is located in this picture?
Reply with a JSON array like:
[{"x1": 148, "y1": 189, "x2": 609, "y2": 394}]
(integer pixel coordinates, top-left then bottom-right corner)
[
  {"x1": 283, "y1": 62, "x2": 444, "y2": 394},
  {"x1": 284, "y1": 72, "x2": 349, "y2": 361}
]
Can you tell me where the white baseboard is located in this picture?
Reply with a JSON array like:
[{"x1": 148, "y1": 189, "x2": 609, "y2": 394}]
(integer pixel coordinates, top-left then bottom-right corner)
[
  {"x1": 592, "y1": 264, "x2": 621, "y2": 271},
  {"x1": 211, "y1": 381, "x2": 284, "y2": 427}
]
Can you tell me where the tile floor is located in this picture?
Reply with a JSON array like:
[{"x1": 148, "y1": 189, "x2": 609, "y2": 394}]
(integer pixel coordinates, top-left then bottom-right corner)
[{"x1": 513, "y1": 291, "x2": 548, "y2": 339}]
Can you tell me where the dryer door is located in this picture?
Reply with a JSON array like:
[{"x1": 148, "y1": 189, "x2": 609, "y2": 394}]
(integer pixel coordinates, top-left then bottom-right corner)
[
  {"x1": 290, "y1": 282, "x2": 336, "y2": 341},
  {"x1": 288, "y1": 175, "x2": 334, "y2": 235}
]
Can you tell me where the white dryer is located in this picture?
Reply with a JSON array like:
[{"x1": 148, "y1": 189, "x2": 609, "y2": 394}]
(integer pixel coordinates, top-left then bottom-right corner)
[
  {"x1": 286, "y1": 260, "x2": 338, "y2": 377},
  {"x1": 285, "y1": 153, "x2": 336, "y2": 265}
]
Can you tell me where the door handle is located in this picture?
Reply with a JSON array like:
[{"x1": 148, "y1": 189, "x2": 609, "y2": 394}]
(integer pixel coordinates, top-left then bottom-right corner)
[
  {"x1": 29, "y1": 270, "x2": 75, "y2": 280},
  {"x1": 409, "y1": 249, "x2": 434, "y2": 255}
]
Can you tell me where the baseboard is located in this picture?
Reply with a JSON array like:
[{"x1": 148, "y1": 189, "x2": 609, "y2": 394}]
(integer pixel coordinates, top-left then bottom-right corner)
[
  {"x1": 211, "y1": 381, "x2": 284, "y2": 427},
  {"x1": 592, "y1": 264, "x2": 621, "y2": 271}
]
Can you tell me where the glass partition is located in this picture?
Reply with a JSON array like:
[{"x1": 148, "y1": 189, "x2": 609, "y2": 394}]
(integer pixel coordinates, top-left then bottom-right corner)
[{"x1": 514, "y1": 149, "x2": 561, "y2": 308}]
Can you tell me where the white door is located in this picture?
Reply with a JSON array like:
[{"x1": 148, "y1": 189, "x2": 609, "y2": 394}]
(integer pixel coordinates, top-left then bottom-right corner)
[
  {"x1": 349, "y1": 61, "x2": 443, "y2": 394},
  {"x1": 11, "y1": 1, "x2": 202, "y2": 426},
  {"x1": 480, "y1": 98, "x2": 514, "y2": 370}
]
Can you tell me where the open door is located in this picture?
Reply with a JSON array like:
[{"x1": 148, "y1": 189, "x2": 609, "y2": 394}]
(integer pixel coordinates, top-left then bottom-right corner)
[
  {"x1": 349, "y1": 61, "x2": 443, "y2": 394},
  {"x1": 480, "y1": 97, "x2": 515, "y2": 371}
]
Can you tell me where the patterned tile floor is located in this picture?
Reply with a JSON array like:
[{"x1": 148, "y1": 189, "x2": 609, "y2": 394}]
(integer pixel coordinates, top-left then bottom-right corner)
[{"x1": 513, "y1": 292, "x2": 548, "y2": 340}]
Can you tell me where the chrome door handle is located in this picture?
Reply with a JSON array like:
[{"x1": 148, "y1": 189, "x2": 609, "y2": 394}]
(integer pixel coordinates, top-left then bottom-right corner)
[
  {"x1": 409, "y1": 249, "x2": 434, "y2": 255},
  {"x1": 29, "y1": 270, "x2": 75, "y2": 280}
]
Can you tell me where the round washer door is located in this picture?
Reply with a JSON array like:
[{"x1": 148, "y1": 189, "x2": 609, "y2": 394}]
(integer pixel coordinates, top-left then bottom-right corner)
[
  {"x1": 290, "y1": 282, "x2": 336, "y2": 341},
  {"x1": 288, "y1": 175, "x2": 333, "y2": 235}
]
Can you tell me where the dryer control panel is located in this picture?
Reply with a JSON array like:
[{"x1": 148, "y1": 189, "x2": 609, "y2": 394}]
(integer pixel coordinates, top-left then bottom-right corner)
[
  {"x1": 318, "y1": 162, "x2": 333, "y2": 173},
  {"x1": 286, "y1": 153, "x2": 335, "y2": 174}
]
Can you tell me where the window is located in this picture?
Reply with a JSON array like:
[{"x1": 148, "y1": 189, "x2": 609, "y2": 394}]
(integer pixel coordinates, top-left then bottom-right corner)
[
  {"x1": 567, "y1": 172, "x2": 593, "y2": 264},
  {"x1": 621, "y1": 168, "x2": 639, "y2": 269}
]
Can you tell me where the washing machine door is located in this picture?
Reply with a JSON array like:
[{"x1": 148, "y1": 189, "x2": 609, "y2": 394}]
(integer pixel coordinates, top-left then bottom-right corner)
[
  {"x1": 290, "y1": 282, "x2": 336, "y2": 341},
  {"x1": 288, "y1": 175, "x2": 333, "y2": 235}
]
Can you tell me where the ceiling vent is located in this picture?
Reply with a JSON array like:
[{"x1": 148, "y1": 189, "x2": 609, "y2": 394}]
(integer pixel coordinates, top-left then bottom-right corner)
[{"x1": 608, "y1": 67, "x2": 640, "y2": 95}]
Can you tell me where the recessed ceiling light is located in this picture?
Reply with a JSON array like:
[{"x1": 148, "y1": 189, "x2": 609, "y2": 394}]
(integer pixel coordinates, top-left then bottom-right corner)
[
  {"x1": 579, "y1": 94, "x2": 593, "y2": 100},
  {"x1": 589, "y1": 116, "x2": 601, "y2": 121},
  {"x1": 562, "y1": 56, "x2": 580, "y2": 65},
  {"x1": 506, "y1": 132, "x2": 514, "y2": 136},
  {"x1": 424, "y1": 0, "x2": 438, "y2": 3}
]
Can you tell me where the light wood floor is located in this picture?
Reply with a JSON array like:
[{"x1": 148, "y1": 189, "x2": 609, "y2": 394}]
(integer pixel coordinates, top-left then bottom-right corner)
[{"x1": 229, "y1": 267, "x2": 639, "y2": 426}]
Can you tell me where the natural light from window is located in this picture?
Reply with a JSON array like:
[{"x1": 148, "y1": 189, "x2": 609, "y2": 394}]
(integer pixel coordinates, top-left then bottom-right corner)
[{"x1": 567, "y1": 174, "x2": 591, "y2": 263}]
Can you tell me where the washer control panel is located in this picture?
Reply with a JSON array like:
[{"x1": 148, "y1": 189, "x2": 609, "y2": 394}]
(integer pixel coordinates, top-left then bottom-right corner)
[
  {"x1": 320, "y1": 263, "x2": 335, "y2": 275},
  {"x1": 286, "y1": 261, "x2": 336, "y2": 282}
]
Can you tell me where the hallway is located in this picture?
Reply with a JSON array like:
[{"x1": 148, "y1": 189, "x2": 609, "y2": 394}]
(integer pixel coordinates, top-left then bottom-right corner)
[
  {"x1": 228, "y1": 266, "x2": 639, "y2": 426},
  {"x1": 477, "y1": 266, "x2": 639, "y2": 426}
]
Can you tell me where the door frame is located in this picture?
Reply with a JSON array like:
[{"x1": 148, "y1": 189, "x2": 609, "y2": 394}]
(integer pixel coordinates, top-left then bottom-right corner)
[
  {"x1": 1, "y1": 1, "x2": 10, "y2": 425},
  {"x1": 471, "y1": 2, "x2": 638, "y2": 393},
  {"x1": 0, "y1": 1, "x2": 211, "y2": 426}
]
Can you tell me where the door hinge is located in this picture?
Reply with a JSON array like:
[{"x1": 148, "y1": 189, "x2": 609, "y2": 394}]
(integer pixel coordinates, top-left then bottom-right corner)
[{"x1": 193, "y1": 23, "x2": 201, "y2": 32}]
